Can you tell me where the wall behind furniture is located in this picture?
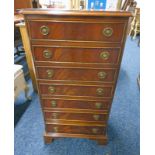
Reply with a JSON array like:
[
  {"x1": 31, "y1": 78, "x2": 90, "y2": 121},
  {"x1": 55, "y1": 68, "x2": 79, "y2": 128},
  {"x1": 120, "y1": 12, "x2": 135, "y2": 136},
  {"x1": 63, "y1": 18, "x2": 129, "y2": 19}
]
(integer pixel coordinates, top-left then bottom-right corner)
[{"x1": 136, "y1": 0, "x2": 140, "y2": 7}]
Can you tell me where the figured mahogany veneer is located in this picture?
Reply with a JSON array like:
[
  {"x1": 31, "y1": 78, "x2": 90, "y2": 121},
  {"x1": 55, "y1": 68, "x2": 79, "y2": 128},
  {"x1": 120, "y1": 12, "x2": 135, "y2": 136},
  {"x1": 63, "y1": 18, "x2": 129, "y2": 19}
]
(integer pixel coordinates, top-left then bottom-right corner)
[
  {"x1": 46, "y1": 123, "x2": 106, "y2": 135},
  {"x1": 44, "y1": 110, "x2": 108, "y2": 123},
  {"x1": 22, "y1": 9, "x2": 131, "y2": 145},
  {"x1": 32, "y1": 47, "x2": 120, "y2": 65},
  {"x1": 42, "y1": 98, "x2": 111, "y2": 111},
  {"x1": 29, "y1": 21, "x2": 125, "y2": 42},
  {"x1": 36, "y1": 66, "x2": 117, "y2": 83},
  {"x1": 39, "y1": 83, "x2": 113, "y2": 98}
]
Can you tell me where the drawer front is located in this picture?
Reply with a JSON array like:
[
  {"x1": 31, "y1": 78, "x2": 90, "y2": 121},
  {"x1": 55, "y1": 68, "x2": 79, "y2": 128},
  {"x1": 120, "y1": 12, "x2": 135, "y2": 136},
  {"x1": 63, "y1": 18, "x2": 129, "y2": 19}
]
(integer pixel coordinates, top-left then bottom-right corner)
[
  {"x1": 33, "y1": 47, "x2": 120, "y2": 65},
  {"x1": 46, "y1": 124, "x2": 106, "y2": 135},
  {"x1": 39, "y1": 83, "x2": 113, "y2": 98},
  {"x1": 36, "y1": 67, "x2": 117, "y2": 82},
  {"x1": 44, "y1": 111, "x2": 108, "y2": 122},
  {"x1": 29, "y1": 21, "x2": 125, "y2": 42},
  {"x1": 42, "y1": 98, "x2": 110, "y2": 111}
]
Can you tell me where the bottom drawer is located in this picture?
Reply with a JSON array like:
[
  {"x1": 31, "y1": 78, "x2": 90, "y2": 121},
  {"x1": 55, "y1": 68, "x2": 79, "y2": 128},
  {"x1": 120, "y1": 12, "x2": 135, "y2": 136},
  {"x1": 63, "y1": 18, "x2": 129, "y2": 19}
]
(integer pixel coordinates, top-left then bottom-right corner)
[{"x1": 46, "y1": 124, "x2": 106, "y2": 135}]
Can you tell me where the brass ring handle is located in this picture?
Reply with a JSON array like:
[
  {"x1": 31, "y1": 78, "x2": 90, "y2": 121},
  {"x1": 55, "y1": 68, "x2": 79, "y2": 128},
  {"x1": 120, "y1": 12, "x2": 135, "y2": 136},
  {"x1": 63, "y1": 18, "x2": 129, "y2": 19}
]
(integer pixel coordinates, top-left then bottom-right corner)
[
  {"x1": 100, "y1": 51, "x2": 110, "y2": 60},
  {"x1": 96, "y1": 88, "x2": 104, "y2": 96},
  {"x1": 52, "y1": 113, "x2": 58, "y2": 119},
  {"x1": 40, "y1": 25, "x2": 49, "y2": 35},
  {"x1": 102, "y1": 27, "x2": 113, "y2": 37},
  {"x1": 53, "y1": 126, "x2": 58, "y2": 132},
  {"x1": 46, "y1": 70, "x2": 54, "y2": 78},
  {"x1": 92, "y1": 128, "x2": 98, "y2": 134},
  {"x1": 43, "y1": 49, "x2": 52, "y2": 59},
  {"x1": 93, "y1": 114, "x2": 100, "y2": 121},
  {"x1": 98, "y1": 71, "x2": 107, "y2": 80},
  {"x1": 48, "y1": 86, "x2": 55, "y2": 94},
  {"x1": 51, "y1": 101, "x2": 57, "y2": 107},
  {"x1": 95, "y1": 102, "x2": 102, "y2": 109}
]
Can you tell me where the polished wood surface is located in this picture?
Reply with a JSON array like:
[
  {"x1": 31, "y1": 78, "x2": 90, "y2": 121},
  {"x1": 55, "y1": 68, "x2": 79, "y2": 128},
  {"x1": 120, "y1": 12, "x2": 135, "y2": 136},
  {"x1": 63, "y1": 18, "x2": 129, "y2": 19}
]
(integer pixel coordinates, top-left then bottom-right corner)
[
  {"x1": 14, "y1": 0, "x2": 32, "y2": 12},
  {"x1": 44, "y1": 110, "x2": 108, "y2": 122},
  {"x1": 46, "y1": 123, "x2": 106, "y2": 135},
  {"x1": 36, "y1": 66, "x2": 117, "y2": 82},
  {"x1": 29, "y1": 21, "x2": 125, "y2": 42},
  {"x1": 16, "y1": 23, "x2": 38, "y2": 92},
  {"x1": 39, "y1": 82, "x2": 113, "y2": 98},
  {"x1": 42, "y1": 98, "x2": 111, "y2": 111},
  {"x1": 21, "y1": 9, "x2": 132, "y2": 17},
  {"x1": 22, "y1": 9, "x2": 131, "y2": 145},
  {"x1": 32, "y1": 47, "x2": 121, "y2": 65}
]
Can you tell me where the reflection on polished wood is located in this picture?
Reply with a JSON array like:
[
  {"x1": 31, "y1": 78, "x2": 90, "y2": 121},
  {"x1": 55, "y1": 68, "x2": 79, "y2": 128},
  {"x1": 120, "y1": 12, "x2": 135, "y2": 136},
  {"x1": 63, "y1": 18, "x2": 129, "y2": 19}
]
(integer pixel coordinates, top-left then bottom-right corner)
[{"x1": 22, "y1": 9, "x2": 132, "y2": 145}]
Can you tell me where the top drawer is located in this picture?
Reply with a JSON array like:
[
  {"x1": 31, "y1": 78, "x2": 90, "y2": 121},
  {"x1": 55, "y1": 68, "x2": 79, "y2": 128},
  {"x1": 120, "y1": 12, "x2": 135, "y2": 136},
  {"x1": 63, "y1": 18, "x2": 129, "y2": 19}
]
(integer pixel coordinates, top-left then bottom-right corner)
[{"x1": 28, "y1": 21, "x2": 125, "y2": 42}]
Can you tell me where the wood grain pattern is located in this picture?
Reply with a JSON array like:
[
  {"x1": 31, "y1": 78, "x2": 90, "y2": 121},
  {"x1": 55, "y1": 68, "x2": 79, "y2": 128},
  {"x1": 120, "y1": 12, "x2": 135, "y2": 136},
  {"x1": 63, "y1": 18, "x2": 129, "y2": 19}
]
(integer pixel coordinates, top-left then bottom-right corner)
[
  {"x1": 41, "y1": 98, "x2": 111, "y2": 111},
  {"x1": 38, "y1": 82, "x2": 113, "y2": 98},
  {"x1": 36, "y1": 66, "x2": 117, "y2": 83},
  {"x1": 44, "y1": 110, "x2": 108, "y2": 123},
  {"x1": 21, "y1": 9, "x2": 132, "y2": 17},
  {"x1": 29, "y1": 21, "x2": 125, "y2": 42},
  {"x1": 22, "y1": 9, "x2": 131, "y2": 145},
  {"x1": 45, "y1": 124, "x2": 106, "y2": 135},
  {"x1": 32, "y1": 46, "x2": 121, "y2": 65}
]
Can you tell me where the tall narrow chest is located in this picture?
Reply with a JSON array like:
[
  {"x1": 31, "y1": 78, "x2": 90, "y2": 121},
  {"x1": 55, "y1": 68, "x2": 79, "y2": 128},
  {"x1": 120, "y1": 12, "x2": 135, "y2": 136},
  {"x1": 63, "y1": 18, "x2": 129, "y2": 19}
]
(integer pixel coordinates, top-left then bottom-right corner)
[{"x1": 23, "y1": 9, "x2": 131, "y2": 145}]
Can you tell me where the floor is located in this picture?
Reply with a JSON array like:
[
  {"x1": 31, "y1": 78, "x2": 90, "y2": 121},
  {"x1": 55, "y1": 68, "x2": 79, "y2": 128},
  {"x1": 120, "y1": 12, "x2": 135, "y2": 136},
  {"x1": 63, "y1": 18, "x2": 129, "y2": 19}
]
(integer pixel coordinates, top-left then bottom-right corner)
[{"x1": 14, "y1": 37, "x2": 140, "y2": 155}]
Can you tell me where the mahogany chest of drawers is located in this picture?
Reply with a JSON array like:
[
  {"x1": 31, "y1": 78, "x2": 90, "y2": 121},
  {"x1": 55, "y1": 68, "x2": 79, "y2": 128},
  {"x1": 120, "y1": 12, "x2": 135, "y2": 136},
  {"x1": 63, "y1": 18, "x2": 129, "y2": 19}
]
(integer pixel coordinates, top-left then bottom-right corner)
[{"x1": 23, "y1": 9, "x2": 131, "y2": 145}]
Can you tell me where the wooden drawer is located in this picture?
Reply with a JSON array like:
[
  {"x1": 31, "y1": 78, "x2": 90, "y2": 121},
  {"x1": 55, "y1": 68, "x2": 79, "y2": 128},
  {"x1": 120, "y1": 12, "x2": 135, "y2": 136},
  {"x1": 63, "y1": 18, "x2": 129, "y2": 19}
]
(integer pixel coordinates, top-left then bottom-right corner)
[
  {"x1": 32, "y1": 47, "x2": 120, "y2": 65},
  {"x1": 44, "y1": 110, "x2": 108, "y2": 122},
  {"x1": 46, "y1": 123, "x2": 106, "y2": 135},
  {"x1": 39, "y1": 83, "x2": 113, "y2": 98},
  {"x1": 29, "y1": 21, "x2": 125, "y2": 42},
  {"x1": 36, "y1": 66, "x2": 117, "y2": 83},
  {"x1": 42, "y1": 98, "x2": 110, "y2": 111}
]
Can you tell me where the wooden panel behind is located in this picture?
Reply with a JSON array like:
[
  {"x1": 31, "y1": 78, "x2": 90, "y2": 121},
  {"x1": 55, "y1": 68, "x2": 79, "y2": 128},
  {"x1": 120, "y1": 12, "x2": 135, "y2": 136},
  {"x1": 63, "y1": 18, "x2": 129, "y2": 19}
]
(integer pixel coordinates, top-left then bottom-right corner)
[{"x1": 14, "y1": 0, "x2": 32, "y2": 11}]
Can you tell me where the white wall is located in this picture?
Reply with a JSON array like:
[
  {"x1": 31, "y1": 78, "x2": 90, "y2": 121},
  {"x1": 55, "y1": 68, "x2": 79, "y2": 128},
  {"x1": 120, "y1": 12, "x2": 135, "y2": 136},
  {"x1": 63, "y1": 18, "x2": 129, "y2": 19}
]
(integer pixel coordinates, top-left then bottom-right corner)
[{"x1": 136, "y1": 0, "x2": 140, "y2": 7}]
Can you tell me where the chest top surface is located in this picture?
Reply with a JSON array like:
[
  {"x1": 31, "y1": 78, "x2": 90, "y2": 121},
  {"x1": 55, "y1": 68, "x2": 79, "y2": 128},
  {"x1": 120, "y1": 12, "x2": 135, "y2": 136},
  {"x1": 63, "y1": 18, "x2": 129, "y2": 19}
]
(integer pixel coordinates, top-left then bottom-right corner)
[{"x1": 22, "y1": 9, "x2": 132, "y2": 19}]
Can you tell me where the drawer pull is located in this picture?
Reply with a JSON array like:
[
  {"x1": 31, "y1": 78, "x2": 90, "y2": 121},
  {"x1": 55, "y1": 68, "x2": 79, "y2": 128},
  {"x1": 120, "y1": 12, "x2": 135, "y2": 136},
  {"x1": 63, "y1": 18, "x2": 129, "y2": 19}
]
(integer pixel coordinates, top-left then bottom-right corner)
[
  {"x1": 98, "y1": 71, "x2": 107, "y2": 80},
  {"x1": 48, "y1": 86, "x2": 55, "y2": 94},
  {"x1": 52, "y1": 127, "x2": 58, "y2": 132},
  {"x1": 96, "y1": 88, "x2": 104, "y2": 96},
  {"x1": 51, "y1": 101, "x2": 57, "y2": 107},
  {"x1": 43, "y1": 49, "x2": 52, "y2": 59},
  {"x1": 93, "y1": 114, "x2": 100, "y2": 121},
  {"x1": 46, "y1": 70, "x2": 54, "y2": 78},
  {"x1": 92, "y1": 128, "x2": 98, "y2": 134},
  {"x1": 52, "y1": 113, "x2": 58, "y2": 119},
  {"x1": 95, "y1": 102, "x2": 102, "y2": 109},
  {"x1": 102, "y1": 27, "x2": 113, "y2": 37},
  {"x1": 100, "y1": 51, "x2": 110, "y2": 60},
  {"x1": 40, "y1": 25, "x2": 49, "y2": 35}
]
